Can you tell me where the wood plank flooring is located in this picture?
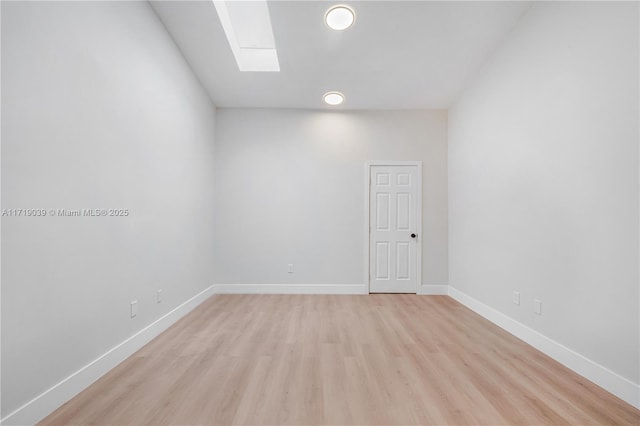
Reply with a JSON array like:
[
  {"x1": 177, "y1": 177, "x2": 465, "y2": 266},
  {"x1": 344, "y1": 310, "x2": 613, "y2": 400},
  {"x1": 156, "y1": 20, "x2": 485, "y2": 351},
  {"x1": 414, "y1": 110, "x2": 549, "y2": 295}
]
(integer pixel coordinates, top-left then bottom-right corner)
[{"x1": 41, "y1": 295, "x2": 640, "y2": 425}]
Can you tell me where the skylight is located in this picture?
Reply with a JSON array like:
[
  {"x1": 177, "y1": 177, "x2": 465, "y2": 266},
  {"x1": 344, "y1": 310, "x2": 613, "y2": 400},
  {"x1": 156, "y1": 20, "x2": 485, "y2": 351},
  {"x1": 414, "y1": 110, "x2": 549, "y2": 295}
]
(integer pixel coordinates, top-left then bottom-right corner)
[{"x1": 213, "y1": 0, "x2": 280, "y2": 72}]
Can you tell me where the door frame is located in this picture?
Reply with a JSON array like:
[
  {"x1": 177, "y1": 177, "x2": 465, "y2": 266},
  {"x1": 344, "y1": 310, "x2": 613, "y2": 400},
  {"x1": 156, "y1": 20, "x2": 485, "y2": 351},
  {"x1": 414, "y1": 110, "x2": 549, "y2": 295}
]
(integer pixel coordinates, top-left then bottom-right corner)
[{"x1": 364, "y1": 161, "x2": 423, "y2": 294}]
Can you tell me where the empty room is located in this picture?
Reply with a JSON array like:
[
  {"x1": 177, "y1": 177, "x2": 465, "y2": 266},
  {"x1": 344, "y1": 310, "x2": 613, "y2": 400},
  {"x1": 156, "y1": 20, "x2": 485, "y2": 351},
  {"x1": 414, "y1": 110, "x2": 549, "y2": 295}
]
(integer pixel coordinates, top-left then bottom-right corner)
[{"x1": 1, "y1": 0, "x2": 639, "y2": 425}]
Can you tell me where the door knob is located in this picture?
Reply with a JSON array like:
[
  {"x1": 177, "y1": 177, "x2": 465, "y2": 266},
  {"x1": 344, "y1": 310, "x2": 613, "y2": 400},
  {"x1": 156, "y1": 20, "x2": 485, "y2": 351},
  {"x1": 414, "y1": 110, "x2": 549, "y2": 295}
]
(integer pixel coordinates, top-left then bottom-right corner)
[{"x1": 410, "y1": 233, "x2": 417, "y2": 238}]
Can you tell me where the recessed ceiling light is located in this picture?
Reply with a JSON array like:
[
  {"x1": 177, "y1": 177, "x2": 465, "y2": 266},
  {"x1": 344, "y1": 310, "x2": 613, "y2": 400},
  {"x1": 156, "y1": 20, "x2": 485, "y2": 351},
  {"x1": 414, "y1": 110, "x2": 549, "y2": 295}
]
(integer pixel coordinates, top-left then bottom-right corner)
[
  {"x1": 324, "y1": 92, "x2": 345, "y2": 106},
  {"x1": 325, "y1": 5, "x2": 355, "y2": 31}
]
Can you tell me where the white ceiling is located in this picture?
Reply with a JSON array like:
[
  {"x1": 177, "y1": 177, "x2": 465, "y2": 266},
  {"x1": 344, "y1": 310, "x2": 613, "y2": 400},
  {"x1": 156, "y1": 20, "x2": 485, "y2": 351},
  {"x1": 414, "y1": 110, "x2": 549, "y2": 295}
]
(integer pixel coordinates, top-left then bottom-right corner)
[{"x1": 150, "y1": 1, "x2": 531, "y2": 110}]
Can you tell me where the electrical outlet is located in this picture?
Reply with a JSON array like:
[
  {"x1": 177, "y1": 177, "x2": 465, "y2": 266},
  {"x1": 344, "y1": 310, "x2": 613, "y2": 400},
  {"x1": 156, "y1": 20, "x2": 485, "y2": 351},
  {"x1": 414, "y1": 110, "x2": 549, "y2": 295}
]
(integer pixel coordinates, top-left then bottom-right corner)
[
  {"x1": 130, "y1": 300, "x2": 138, "y2": 318},
  {"x1": 513, "y1": 291, "x2": 520, "y2": 306},
  {"x1": 287, "y1": 263, "x2": 294, "y2": 274},
  {"x1": 157, "y1": 289, "x2": 163, "y2": 303},
  {"x1": 534, "y1": 299, "x2": 542, "y2": 315}
]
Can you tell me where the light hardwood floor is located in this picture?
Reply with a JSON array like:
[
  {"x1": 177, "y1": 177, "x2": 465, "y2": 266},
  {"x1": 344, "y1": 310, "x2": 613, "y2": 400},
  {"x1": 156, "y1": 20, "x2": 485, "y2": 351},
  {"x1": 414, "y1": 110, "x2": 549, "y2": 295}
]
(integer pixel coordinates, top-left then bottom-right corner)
[{"x1": 41, "y1": 295, "x2": 640, "y2": 425}]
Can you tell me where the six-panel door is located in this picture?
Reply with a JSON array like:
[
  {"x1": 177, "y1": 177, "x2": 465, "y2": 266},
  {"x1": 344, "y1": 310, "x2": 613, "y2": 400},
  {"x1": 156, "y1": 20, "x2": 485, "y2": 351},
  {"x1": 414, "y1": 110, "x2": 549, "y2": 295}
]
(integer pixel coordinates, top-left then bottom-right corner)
[{"x1": 369, "y1": 165, "x2": 419, "y2": 293}]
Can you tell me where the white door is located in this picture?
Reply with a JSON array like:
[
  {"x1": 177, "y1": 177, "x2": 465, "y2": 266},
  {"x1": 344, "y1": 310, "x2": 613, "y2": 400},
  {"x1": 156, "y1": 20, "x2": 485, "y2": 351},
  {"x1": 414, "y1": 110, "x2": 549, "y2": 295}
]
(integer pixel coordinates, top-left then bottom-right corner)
[{"x1": 369, "y1": 165, "x2": 420, "y2": 293}]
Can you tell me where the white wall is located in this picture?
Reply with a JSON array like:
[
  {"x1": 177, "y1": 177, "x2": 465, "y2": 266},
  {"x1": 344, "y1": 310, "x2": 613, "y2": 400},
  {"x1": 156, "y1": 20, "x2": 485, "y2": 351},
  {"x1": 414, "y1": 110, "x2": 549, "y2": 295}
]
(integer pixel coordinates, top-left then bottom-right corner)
[
  {"x1": 214, "y1": 109, "x2": 447, "y2": 290},
  {"x1": 449, "y1": 0, "x2": 639, "y2": 388},
  {"x1": 1, "y1": 1, "x2": 216, "y2": 418}
]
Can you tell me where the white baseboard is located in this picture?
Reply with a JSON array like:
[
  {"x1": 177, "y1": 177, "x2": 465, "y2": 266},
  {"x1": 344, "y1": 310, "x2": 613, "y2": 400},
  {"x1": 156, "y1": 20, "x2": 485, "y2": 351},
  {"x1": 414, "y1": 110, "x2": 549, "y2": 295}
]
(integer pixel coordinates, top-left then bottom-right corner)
[
  {"x1": 417, "y1": 284, "x2": 448, "y2": 295},
  {"x1": 214, "y1": 283, "x2": 447, "y2": 295},
  {"x1": 213, "y1": 283, "x2": 367, "y2": 295},
  {"x1": 448, "y1": 286, "x2": 640, "y2": 410},
  {"x1": 1, "y1": 285, "x2": 216, "y2": 426}
]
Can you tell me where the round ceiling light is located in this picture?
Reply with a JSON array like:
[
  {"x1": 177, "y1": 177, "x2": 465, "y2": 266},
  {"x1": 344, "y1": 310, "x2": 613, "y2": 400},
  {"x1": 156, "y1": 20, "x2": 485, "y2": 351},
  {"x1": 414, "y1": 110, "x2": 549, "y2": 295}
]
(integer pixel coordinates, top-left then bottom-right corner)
[
  {"x1": 325, "y1": 5, "x2": 355, "y2": 31},
  {"x1": 323, "y1": 92, "x2": 345, "y2": 106}
]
